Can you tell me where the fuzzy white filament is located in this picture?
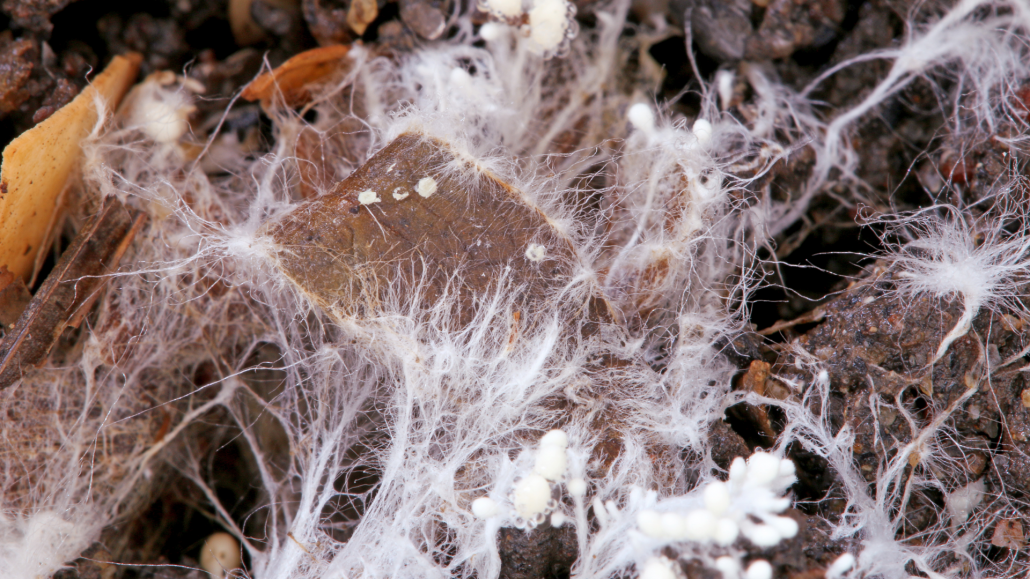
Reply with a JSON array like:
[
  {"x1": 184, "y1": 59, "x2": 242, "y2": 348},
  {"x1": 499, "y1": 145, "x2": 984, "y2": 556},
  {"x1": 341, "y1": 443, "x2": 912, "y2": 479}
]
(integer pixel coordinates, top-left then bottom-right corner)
[{"x1": 878, "y1": 207, "x2": 1030, "y2": 362}]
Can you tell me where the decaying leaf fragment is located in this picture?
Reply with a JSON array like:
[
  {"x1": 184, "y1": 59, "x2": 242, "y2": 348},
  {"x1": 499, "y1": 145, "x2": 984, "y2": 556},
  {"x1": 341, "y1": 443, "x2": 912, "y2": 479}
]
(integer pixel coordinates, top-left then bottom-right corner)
[
  {"x1": 0, "y1": 196, "x2": 145, "y2": 389},
  {"x1": 241, "y1": 44, "x2": 351, "y2": 110},
  {"x1": 262, "y1": 132, "x2": 585, "y2": 325},
  {"x1": 0, "y1": 52, "x2": 142, "y2": 282},
  {"x1": 992, "y1": 518, "x2": 1025, "y2": 550}
]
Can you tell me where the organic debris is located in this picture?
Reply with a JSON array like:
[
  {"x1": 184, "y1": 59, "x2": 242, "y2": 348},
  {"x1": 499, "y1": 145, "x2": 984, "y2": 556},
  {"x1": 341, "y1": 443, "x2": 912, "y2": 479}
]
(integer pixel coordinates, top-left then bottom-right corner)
[
  {"x1": 264, "y1": 132, "x2": 588, "y2": 326},
  {"x1": 241, "y1": 44, "x2": 351, "y2": 109},
  {"x1": 0, "y1": 196, "x2": 144, "y2": 389},
  {"x1": 0, "y1": 53, "x2": 141, "y2": 281}
]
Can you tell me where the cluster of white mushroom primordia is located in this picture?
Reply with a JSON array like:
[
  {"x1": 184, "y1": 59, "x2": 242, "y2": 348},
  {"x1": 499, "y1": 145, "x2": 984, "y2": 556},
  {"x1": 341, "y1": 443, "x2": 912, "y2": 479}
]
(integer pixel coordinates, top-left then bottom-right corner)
[
  {"x1": 637, "y1": 452, "x2": 798, "y2": 547},
  {"x1": 636, "y1": 452, "x2": 801, "y2": 579},
  {"x1": 471, "y1": 430, "x2": 571, "y2": 527},
  {"x1": 478, "y1": 0, "x2": 578, "y2": 56}
]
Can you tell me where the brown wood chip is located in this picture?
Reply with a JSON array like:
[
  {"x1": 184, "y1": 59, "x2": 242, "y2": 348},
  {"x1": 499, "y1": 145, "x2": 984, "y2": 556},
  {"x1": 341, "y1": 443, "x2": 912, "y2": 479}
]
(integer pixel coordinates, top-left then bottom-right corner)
[
  {"x1": 241, "y1": 44, "x2": 351, "y2": 110},
  {"x1": 0, "y1": 265, "x2": 31, "y2": 328},
  {"x1": 262, "y1": 132, "x2": 591, "y2": 327},
  {"x1": 0, "y1": 197, "x2": 145, "y2": 389}
]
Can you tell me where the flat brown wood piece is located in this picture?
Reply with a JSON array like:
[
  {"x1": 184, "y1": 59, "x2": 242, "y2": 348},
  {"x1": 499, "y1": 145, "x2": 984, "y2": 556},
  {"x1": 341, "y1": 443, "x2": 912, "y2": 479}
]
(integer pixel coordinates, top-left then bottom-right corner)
[{"x1": 262, "y1": 132, "x2": 584, "y2": 325}]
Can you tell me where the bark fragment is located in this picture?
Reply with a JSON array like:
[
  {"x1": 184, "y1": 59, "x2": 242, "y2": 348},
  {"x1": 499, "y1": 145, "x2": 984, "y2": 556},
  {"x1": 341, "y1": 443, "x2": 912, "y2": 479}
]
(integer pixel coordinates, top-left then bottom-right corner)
[
  {"x1": 0, "y1": 265, "x2": 30, "y2": 327},
  {"x1": 263, "y1": 132, "x2": 587, "y2": 326},
  {"x1": 0, "y1": 197, "x2": 145, "y2": 389},
  {"x1": 241, "y1": 44, "x2": 351, "y2": 109}
]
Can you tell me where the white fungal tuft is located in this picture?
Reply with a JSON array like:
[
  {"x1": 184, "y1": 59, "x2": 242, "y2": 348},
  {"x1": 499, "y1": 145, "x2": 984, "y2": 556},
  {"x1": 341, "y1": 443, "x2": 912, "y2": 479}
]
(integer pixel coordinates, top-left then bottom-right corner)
[
  {"x1": 358, "y1": 189, "x2": 381, "y2": 204},
  {"x1": 416, "y1": 176, "x2": 437, "y2": 198},
  {"x1": 513, "y1": 474, "x2": 553, "y2": 519},
  {"x1": 628, "y1": 103, "x2": 656, "y2": 135},
  {"x1": 875, "y1": 206, "x2": 1030, "y2": 363},
  {"x1": 567, "y1": 478, "x2": 587, "y2": 497},
  {"x1": 691, "y1": 118, "x2": 713, "y2": 146},
  {"x1": 744, "y1": 560, "x2": 772, "y2": 579},
  {"x1": 946, "y1": 478, "x2": 985, "y2": 526},
  {"x1": 525, "y1": 243, "x2": 547, "y2": 262}
]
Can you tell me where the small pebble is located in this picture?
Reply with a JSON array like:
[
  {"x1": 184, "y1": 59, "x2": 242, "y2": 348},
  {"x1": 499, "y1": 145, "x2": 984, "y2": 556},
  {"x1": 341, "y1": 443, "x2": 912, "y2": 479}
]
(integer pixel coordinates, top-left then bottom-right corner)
[{"x1": 200, "y1": 532, "x2": 241, "y2": 578}]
